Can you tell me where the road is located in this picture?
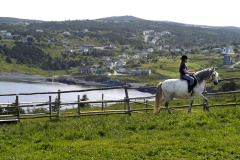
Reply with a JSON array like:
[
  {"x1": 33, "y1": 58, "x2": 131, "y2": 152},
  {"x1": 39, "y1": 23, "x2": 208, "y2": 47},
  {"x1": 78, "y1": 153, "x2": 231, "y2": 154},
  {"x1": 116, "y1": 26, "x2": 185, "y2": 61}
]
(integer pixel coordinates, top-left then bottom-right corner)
[{"x1": 229, "y1": 61, "x2": 240, "y2": 68}]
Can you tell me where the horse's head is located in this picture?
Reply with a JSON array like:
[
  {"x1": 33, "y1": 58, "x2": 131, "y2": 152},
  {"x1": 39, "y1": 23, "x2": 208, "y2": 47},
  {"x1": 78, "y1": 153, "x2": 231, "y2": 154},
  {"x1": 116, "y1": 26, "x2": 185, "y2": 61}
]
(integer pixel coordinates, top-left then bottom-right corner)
[{"x1": 209, "y1": 67, "x2": 219, "y2": 85}]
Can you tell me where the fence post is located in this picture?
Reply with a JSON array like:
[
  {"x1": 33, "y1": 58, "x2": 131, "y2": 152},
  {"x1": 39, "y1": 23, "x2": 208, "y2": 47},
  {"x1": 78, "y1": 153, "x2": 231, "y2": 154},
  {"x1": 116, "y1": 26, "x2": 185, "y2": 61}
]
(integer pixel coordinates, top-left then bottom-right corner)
[
  {"x1": 102, "y1": 93, "x2": 104, "y2": 112},
  {"x1": 124, "y1": 97, "x2": 126, "y2": 110},
  {"x1": 234, "y1": 93, "x2": 236, "y2": 101},
  {"x1": 124, "y1": 86, "x2": 131, "y2": 116},
  {"x1": 49, "y1": 96, "x2": 52, "y2": 120},
  {"x1": 57, "y1": 89, "x2": 61, "y2": 117},
  {"x1": 146, "y1": 100, "x2": 148, "y2": 114},
  {"x1": 16, "y1": 96, "x2": 20, "y2": 122},
  {"x1": 78, "y1": 95, "x2": 81, "y2": 117}
]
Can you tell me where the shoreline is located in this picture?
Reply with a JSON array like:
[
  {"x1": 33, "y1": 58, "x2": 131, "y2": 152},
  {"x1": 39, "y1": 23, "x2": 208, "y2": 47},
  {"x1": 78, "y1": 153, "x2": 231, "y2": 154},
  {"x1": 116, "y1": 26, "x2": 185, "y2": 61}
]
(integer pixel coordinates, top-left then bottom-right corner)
[{"x1": 0, "y1": 73, "x2": 156, "y2": 94}]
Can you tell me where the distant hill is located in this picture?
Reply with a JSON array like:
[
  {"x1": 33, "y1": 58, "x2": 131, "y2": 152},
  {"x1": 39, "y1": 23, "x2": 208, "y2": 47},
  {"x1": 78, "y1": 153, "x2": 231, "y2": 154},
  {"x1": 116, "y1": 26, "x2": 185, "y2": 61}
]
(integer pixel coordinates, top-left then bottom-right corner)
[
  {"x1": 0, "y1": 17, "x2": 43, "y2": 24},
  {"x1": 97, "y1": 15, "x2": 146, "y2": 21}
]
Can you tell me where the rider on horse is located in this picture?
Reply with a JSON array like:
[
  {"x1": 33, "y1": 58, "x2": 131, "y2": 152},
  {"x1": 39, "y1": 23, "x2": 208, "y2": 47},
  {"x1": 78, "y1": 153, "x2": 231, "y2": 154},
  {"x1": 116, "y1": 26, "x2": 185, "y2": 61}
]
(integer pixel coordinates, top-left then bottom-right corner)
[{"x1": 179, "y1": 55, "x2": 195, "y2": 93}]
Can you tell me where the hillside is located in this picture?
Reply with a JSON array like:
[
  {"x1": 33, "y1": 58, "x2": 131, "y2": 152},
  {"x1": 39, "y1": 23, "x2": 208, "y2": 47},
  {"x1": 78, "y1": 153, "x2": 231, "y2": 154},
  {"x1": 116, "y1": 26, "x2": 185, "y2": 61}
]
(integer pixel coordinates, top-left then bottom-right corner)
[
  {"x1": 0, "y1": 17, "x2": 43, "y2": 24},
  {"x1": 1, "y1": 16, "x2": 240, "y2": 89},
  {"x1": 98, "y1": 15, "x2": 146, "y2": 21}
]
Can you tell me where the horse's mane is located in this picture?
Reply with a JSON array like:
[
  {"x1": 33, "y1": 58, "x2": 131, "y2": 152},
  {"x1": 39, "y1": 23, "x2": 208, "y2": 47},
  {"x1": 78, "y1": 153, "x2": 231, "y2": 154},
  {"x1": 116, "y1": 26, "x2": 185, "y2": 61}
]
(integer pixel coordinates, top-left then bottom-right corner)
[{"x1": 195, "y1": 68, "x2": 215, "y2": 84}]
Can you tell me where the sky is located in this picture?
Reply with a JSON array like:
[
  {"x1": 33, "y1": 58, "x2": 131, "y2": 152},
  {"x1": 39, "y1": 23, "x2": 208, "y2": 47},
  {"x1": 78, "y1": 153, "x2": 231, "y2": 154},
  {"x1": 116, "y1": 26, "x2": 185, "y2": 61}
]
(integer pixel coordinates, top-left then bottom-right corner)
[{"x1": 1, "y1": 0, "x2": 240, "y2": 27}]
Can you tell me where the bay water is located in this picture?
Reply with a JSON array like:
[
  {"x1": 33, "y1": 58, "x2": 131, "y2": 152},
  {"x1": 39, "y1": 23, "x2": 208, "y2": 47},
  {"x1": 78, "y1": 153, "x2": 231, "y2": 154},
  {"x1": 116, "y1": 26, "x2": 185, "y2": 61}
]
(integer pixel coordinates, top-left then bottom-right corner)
[{"x1": 0, "y1": 81, "x2": 154, "y2": 110}]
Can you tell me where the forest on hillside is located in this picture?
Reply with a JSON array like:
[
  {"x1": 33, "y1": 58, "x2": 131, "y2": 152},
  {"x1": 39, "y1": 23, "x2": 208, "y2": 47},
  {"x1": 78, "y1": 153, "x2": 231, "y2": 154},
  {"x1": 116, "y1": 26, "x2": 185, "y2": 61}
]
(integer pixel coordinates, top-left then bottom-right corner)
[{"x1": 1, "y1": 16, "x2": 240, "y2": 71}]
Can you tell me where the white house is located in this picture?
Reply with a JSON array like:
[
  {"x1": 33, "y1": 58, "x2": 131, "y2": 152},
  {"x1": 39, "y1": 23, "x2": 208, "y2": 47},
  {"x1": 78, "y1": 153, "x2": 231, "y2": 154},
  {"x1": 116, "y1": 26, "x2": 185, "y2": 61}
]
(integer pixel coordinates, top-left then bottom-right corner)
[
  {"x1": 201, "y1": 50, "x2": 209, "y2": 54},
  {"x1": 147, "y1": 48, "x2": 154, "y2": 52},
  {"x1": 62, "y1": 31, "x2": 71, "y2": 35},
  {"x1": 104, "y1": 72, "x2": 111, "y2": 76},
  {"x1": 221, "y1": 46, "x2": 234, "y2": 54},
  {"x1": 66, "y1": 49, "x2": 73, "y2": 52},
  {"x1": 118, "y1": 53, "x2": 128, "y2": 58},
  {"x1": 80, "y1": 48, "x2": 88, "y2": 52},
  {"x1": 116, "y1": 61, "x2": 126, "y2": 67},
  {"x1": 36, "y1": 29, "x2": 43, "y2": 32},
  {"x1": 82, "y1": 29, "x2": 89, "y2": 32},
  {"x1": 0, "y1": 30, "x2": 7, "y2": 36},
  {"x1": 143, "y1": 30, "x2": 154, "y2": 35},
  {"x1": 131, "y1": 55, "x2": 139, "y2": 59},
  {"x1": 102, "y1": 56, "x2": 111, "y2": 61},
  {"x1": 5, "y1": 32, "x2": 13, "y2": 39},
  {"x1": 118, "y1": 68, "x2": 126, "y2": 73}
]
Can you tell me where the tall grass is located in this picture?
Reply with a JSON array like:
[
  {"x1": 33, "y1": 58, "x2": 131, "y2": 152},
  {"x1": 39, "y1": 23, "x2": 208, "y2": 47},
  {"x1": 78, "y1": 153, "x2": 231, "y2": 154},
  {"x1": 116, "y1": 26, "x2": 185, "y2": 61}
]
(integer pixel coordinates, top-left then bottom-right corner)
[{"x1": 0, "y1": 105, "x2": 240, "y2": 159}]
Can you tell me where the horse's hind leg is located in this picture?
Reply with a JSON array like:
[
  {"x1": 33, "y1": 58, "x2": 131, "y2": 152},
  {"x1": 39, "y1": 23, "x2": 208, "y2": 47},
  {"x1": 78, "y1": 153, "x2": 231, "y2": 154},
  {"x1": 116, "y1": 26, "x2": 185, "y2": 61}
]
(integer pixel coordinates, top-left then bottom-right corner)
[{"x1": 165, "y1": 99, "x2": 172, "y2": 114}]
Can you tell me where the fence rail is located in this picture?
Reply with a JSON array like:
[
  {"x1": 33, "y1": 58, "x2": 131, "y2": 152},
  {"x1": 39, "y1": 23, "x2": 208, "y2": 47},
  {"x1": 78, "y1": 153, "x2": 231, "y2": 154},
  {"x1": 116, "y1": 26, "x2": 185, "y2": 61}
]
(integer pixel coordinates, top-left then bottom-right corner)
[{"x1": 0, "y1": 77, "x2": 240, "y2": 123}]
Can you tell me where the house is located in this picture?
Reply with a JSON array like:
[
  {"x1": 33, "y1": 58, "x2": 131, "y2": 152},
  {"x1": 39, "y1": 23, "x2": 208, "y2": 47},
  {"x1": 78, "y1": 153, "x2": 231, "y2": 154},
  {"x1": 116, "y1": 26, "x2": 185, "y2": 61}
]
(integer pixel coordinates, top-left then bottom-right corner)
[
  {"x1": 5, "y1": 32, "x2": 13, "y2": 39},
  {"x1": 201, "y1": 50, "x2": 209, "y2": 54},
  {"x1": 96, "y1": 68, "x2": 105, "y2": 74},
  {"x1": 66, "y1": 49, "x2": 73, "y2": 53},
  {"x1": 82, "y1": 29, "x2": 89, "y2": 32},
  {"x1": 122, "y1": 45, "x2": 130, "y2": 49},
  {"x1": 116, "y1": 61, "x2": 126, "y2": 67},
  {"x1": 212, "y1": 48, "x2": 222, "y2": 52},
  {"x1": 142, "y1": 69, "x2": 151, "y2": 75},
  {"x1": 102, "y1": 57, "x2": 111, "y2": 61},
  {"x1": 62, "y1": 31, "x2": 71, "y2": 35},
  {"x1": 118, "y1": 68, "x2": 126, "y2": 73},
  {"x1": 104, "y1": 72, "x2": 111, "y2": 76},
  {"x1": 78, "y1": 66, "x2": 93, "y2": 74},
  {"x1": 106, "y1": 60, "x2": 117, "y2": 69},
  {"x1": 131, "y1": 55, "x2": 139, "y2": 59},
  {"x1": 221, "y1": 46, "x2": 234, "y2": 54},
  {"x1": 0, "y1": 30, "x2": 7, "y2": 36},
  {"x1": 223, "y1": 56, "x2": 234, "y2": 65},
  {"x1": 63, "y1": 41, "x2": 70, "y2": 45},
  {"x1": 127, "y1": 69, "x2": 151, "y2": 76},
  {"x1": 137, "y1": 52, "x2": 148, "y2": 58},
  {"x1": 36, "y1": 29, "x2": 43, "y2": 32},
  {"x1": 143, "y1": 30, "x2": 154, "y2": 35},
  {"x1": 79, "y1": 48, "x2": 88, "y2": 52},
  {"x1": 118, "y1": 53, "x2": 128, "y2": 58},
  {"x1": 147, "y1": 48, "x2": 154, "y2": 52}
]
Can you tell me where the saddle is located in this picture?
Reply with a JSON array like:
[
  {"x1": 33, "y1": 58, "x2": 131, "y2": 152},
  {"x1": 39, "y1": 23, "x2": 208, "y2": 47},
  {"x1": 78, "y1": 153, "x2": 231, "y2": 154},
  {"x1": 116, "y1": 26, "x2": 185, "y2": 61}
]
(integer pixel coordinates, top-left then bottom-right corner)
[{"x1": 179, "y1": 75, "x2": 197, "y2": 89}]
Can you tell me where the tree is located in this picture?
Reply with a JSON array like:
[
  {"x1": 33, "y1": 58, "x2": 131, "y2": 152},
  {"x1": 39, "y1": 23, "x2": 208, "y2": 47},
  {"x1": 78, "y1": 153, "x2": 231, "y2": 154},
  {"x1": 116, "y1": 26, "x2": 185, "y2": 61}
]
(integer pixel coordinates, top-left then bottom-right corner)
[
  {"x1": 219, "y1": 81, "x2": 240, "y2": 92},
  {"x1": 5, "y1": 56, "x2": 12, "y2": 63},
  {"x1": 80, "y1": 94, "x2": 90, "y2": 108}
]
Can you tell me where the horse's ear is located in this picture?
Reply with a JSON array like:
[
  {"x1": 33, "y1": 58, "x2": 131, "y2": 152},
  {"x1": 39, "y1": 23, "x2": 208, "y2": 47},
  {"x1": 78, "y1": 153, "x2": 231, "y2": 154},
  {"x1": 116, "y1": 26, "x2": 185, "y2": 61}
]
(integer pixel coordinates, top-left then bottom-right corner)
[{"x1": 212, "y1": 67, "x2": 215, "y2": 71}]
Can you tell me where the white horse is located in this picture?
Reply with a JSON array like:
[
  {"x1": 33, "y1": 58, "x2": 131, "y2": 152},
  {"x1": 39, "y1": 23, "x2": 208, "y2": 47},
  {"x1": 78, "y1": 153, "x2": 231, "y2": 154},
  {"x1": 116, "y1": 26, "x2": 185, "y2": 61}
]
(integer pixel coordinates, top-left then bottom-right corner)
[{"x1": 154, "y1": 68, "x2": 219, "y2": 114}]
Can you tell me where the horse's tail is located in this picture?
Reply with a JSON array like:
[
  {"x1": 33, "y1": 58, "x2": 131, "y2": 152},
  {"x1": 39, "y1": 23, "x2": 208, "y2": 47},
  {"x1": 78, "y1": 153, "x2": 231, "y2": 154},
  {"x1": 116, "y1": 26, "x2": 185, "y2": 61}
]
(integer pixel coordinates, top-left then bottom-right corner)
[{"x1": 154, "y1": 83, "x2": 163, "y2": 115}]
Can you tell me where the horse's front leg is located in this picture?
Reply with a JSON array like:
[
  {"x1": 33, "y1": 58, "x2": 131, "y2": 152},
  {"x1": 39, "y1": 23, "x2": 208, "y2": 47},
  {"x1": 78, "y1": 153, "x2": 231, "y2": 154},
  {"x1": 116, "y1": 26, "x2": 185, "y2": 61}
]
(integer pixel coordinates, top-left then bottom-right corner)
[
  {"x1": 188, "y1": 97, "x2": 194, "y2": 113},
  {"x1": 199, "y1": 93, "x2": 209, "y2": 111}
]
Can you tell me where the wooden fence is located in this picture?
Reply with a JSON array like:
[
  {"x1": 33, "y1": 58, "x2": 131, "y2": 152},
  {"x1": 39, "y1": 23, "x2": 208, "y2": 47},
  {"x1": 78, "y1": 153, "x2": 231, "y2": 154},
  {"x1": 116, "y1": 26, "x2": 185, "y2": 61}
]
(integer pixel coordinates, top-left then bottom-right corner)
[{"x1": 0, "y1": 77, "x2": 240, "y2": 123}]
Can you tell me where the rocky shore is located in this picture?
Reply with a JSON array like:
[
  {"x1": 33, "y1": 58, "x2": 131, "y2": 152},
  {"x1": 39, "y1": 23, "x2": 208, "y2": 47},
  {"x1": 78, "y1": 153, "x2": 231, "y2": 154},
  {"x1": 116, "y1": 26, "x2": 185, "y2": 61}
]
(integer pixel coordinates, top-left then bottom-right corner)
[
  {"x1": 46, "y1": 75, "x2": 156, "y2": 94},
  {"x1": 0, "y1": 73, "x2": 156, "y2": 94}
]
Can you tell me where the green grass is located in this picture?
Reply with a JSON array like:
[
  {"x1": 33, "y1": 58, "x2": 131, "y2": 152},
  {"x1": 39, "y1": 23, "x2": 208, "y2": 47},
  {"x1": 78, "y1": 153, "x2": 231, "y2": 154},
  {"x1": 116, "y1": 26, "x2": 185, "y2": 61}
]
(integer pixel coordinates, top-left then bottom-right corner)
[
  {"x1": 1, "y1": 103, "x2": 240, "y2": 159},
  {"x1": 0, "y1": 55, "x2": 67, "y2": 75}
]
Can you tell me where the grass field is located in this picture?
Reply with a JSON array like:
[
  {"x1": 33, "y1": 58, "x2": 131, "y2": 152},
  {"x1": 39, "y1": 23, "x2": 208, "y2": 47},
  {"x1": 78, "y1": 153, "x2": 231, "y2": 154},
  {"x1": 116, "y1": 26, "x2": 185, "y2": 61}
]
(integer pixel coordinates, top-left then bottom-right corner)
[{"x1": 1, "y1": 101, "x2": 240, "y2": 159}]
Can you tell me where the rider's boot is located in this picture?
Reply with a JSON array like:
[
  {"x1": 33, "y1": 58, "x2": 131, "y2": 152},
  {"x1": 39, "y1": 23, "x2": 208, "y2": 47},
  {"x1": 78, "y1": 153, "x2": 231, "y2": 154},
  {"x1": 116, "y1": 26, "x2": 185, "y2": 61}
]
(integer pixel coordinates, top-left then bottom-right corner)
[{"x1": 188, "y1": 85, "x2": 193, "y2": 94}]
